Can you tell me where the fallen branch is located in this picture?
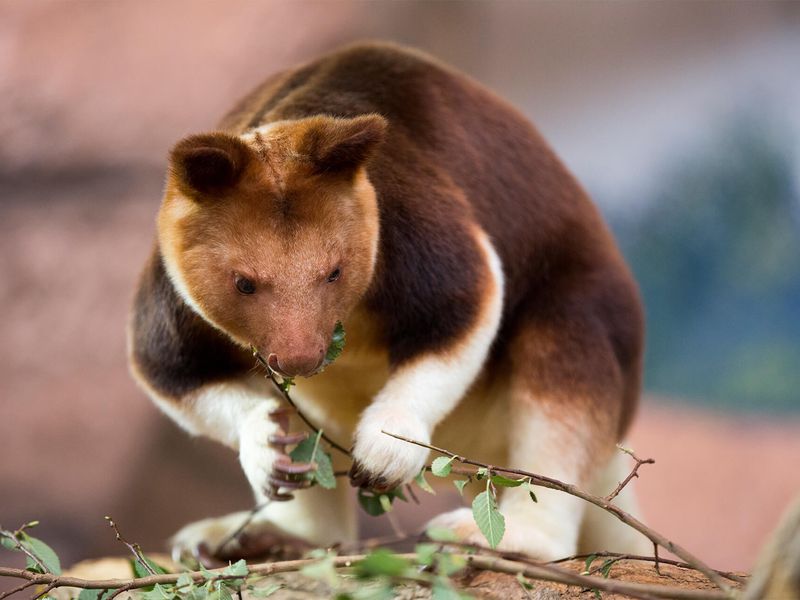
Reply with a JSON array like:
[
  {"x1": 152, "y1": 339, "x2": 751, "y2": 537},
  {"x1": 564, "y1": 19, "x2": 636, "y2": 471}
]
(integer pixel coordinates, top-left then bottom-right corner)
[
  {"x1": 0, "y1": 552, "x2": 731, "y2": 600},
  {"x1": 382, "y1": 430, "x2": 733, "y2": 593}
]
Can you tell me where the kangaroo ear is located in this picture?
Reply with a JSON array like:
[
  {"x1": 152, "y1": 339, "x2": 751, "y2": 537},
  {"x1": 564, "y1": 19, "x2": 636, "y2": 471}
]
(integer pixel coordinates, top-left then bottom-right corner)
[
  {"x1": 169, "y1": 133, "x2": 253, "y2": 197},
  {"x1": 304, "y1": 115, "x2": 387, "y2": 174}
]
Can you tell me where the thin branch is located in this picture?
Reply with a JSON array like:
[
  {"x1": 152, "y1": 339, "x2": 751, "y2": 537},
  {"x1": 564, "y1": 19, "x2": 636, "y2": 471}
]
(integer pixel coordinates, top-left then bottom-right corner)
[
  {"x1": 252, "y1": 350, "x2": 350, "y2": 457},
  {"x1": 104, "y1": 517, "x2": 156, "y2": 576},
  {"x1": 552, "y1": 552, "x2": 745, "y2": 584},
  {"x1": 381, "y1": 429, "x2": 733, "y2": 593},
  {"x1": 0, "y1": 552, "x2": 731, "y2": 600},
  {"x1": 606, "y1": 445, "x2": 656, "y2": 502},
  {"x1": 0, "y1": 579, "x2": 35, "y2": 600},
  {"x1": 0, "y1": 530, "x2": 47, "y2": 575}
]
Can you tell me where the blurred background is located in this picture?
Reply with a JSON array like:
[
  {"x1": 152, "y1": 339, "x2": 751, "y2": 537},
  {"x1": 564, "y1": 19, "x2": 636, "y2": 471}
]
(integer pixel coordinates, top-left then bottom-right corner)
[{"x1": 1, "y1": 0, "x2": 799, "y2": 577}]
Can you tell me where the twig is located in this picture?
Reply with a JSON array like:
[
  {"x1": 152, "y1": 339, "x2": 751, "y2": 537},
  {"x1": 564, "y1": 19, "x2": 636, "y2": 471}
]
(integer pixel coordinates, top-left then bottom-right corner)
[
  {"x1": 0, "y1": 579, "x2": 35, "y2": 600},
  {"x1": 654, "y1": 542, "x2": 662, "y2": 575},
  {"x1": 606, "y1": 445, "x2": 656, "y2": 502},
  {"x1": 0, "y1": 529, "x2": 48, "y2": 575},
  {"x1": 0, "y1": 552, "x2": 731, "y2": 600},
  {"x1": 251, "y1": 350, "x2": 350, "y2": 457},
  {"x1": 381, "y1": 430, "x2": 733, "y2": 593},
  {"x1": 552, "y1": 552, "x2": 745, "y2": 585},
  {"x1": 104, "y1": 517, "x2": 156, "y2": 576}
]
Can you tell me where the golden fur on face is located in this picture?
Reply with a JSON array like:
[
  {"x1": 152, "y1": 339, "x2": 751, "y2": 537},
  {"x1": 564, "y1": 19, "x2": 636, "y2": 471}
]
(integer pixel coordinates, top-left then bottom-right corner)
[{"x1": 157, "y1": 115, "x2": 385, "y2": 376}]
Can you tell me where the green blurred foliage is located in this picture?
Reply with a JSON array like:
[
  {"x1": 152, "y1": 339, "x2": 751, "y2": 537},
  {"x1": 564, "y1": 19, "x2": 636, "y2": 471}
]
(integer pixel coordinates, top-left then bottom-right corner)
[{"x1": 612, "y1": 116, "x2": 800, "y2": 413}]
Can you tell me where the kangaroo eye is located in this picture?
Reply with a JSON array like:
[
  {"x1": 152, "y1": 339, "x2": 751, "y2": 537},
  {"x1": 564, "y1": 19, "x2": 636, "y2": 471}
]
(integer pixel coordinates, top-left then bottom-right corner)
[
  {"x1": 234, "y1": 275, "x2": 256, "y2": 295},
  {"x1": 327, "y1": 268, "x2": 341, "y2": 283}
]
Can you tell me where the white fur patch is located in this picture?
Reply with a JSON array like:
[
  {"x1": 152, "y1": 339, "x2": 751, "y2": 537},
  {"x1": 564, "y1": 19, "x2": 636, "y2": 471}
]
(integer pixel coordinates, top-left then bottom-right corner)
[
  {"x1": 495, "y1": 403, "x2": 595, "y2": 559},
  {"x1": 352, "y1": 229, "x2": 505, "y2": 485}
]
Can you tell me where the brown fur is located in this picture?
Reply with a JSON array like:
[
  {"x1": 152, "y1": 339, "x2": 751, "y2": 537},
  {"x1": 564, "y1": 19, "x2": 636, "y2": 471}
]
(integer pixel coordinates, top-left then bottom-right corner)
[{"x1": 130, "y1": 40, "x2": 642, "y2": 438}]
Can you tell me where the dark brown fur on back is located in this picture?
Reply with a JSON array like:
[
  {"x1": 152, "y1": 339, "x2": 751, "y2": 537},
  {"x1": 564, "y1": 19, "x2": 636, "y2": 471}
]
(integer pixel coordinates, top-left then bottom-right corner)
[{"x1": 133, "y1": 42, "x2": 643, "y2": 434}]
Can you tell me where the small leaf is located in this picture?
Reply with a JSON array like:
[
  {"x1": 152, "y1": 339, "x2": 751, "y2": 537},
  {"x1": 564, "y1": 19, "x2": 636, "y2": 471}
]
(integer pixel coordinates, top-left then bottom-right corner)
[
  {"x1": 523, "y1": 480, "x2": 538, "y2": 503},
  {"x1": 471, "y1": 490, "x2": 505, "y2": 549},
  {"x1": 176, "y1": 573, "x2": 195, "y2": 591},
  {"x1": 425, "y1": 527, "x2": 458, "y2": 542},
  {"x1": 435, "y1": 553, "x2": 466, "y2": 577},
  {"x1": 431, "y1": 579, "x2": 462, "y2": 600},
  {"x1": 600, "y1": 558, "x2": 615, "y2": 578},
  {"x1": 131, "y1": 555, "x2": 168, "y2": 578},
  {"x1": 474, "y1": 467, "x2": 489, "y2": 480},
  {"x1": 300, "y1": 555, "x2": 340, "y2": 588},
  {"x1": 141, "y1": 583, "x2": 176, "y2": 600},
  {"x1": 415, "y1": 543, "x2": 438, "y2": 566},
  {"x1": 582, "y1": 553, "x2": 598, "y2": 575},
  {"x1": 453, "y1": 480, "x2": 469, "y2": 495},
  {"x1": 200, "y1": 565, "x2": 217, "y2": 580},
  {"x1": 431, "y1": 456, "x2": 455, "y2": 477},
  {"x1": 357, "y1": 489, "x2": 386, "y2": 516},
  {"x1": 490, "y1": 474, "x2": 525, "y2": 487},
  {"x1": 19, "y1": 534, "x2": 61, "y2": 575},
  {"x1": 354, "y1": 549, "x2": 411, "y2": 578},
  {"x1": 323, "y1": 321, "x2": 347, "y2": 367},
  {"x1": 279, "y1": 376, "x2": 295, "y2": 392},
  {"x1": 415, "y1": 469, "x2": 436, "y2": 495},
  {"x1": 77, "y1": 590, "x2": 104, "y2": 600},
  {"x1": 0, "y1": 536, "x2": 16, "y2": 551},
  {"x1": 516, "y1": 573, "x2": 533, "y2": 590},
  {"x1": 222, "y1": 558, "x2": 249, "y2": 577},
  {"x1": 289, "y1": 433, "x2": 336, "y2": 489}
]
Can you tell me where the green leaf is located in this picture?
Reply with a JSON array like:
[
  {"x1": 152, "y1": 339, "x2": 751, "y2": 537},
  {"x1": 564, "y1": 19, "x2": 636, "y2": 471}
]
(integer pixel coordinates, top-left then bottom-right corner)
[
  {"x1": 222, "y1": 558, "x2": 249, "y2": 577},
  {"x1": 453, "y1": 480, "x2": 469, "y2": 496},
  {"x1": 431, "y1": 456, "x2": 455, "y2": 477},
  {"x1": 279, "y1": 376, "x2": 295, "y2": 393},
  {"x1": 289, "y1": 432, "x2": 336, "y2": 489},
  {"x1": 357, "y1": 489, "x2": 387, "y2": 516},
  {"x1": 0, "y1": 535, "x2": 16, "y2": 551},
  {"x1": 323, "y1": 321, "x2": 347, "y2": 367},
  {"x1": 600, "y1": 559, "x2": 615, "y2": 578},
  {"x1": 431, "y1": 579, "x2": 462, "y2": 600},
  {"x1": 435, "y1": 553, "x2": 466, "y2": 577},
  {"x1": 130, "y1": 555, "x2": 168, "y2": 578},
  {"x1": 77, "y1": 590, "x2": 104, "y2": 600},
  {"x1": 414, "y1": 469, "x2": 436, "y2": 495},
  {"x1": 471, "y1": 490, "x2": 505, "y2": 549},
  {"x1": 141, "y1": 583, "x2": 176, "y2": 600},
  {"x1": 414, "y1": 543, "x2": 438, "y2": 566},
  {"x1": 200, "y1": 565, "x2": 217, "y2": 581},
  {"x1": 524, "y1": 480, "x2": 538, "y2": 503},
  {"x1": 490, "y1": 474, "x2": 525, "y2": 487},
  {"x1": 425, "y1": 527, "x2": 457, "y2": 543},
  {"x1": 378, "y1": 494, "x2": 393, "y2": 513},
  {"x1": 19, "y1": 534, "x2": 61, "y2": 575},
  {"x1": 474, "y1": 467, "x2": 489, "y2": 480},
  {"x1": 300, "y1": 555, "x2": 340, "y2": 588},
  {"x1": 582, "y1": 553, "x2": 598, "y2": 575},
  {"x1": 354, "y1": 549, "x2": 411, "y2": 578},
  {"x1": 516, "y1": 572, "x2": 533, "y2": 590},
  {"x1": 176, "y1": 573, "x2": 195, "y2": 591}
]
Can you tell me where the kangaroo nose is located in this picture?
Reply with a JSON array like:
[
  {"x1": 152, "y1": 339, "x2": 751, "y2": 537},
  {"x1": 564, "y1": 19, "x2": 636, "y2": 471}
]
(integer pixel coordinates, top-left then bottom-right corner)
[{"x1": 267, "y1": 348, "x2": 324, "y2": 377}]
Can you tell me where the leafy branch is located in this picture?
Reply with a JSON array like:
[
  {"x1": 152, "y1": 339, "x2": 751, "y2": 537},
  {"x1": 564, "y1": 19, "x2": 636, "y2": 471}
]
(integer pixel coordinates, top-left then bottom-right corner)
[
  {"x1": 0, "y1": 548, "x2": 734, "y2": 600},
  {"x1": 381, "y1": 429, "x2": 734, "y2": 593}
]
